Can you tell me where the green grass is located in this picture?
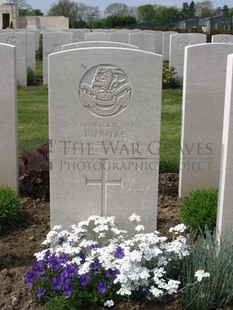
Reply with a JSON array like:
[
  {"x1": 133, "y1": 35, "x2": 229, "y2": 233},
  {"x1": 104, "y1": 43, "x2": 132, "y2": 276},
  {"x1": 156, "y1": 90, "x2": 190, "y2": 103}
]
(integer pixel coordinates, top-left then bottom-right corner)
[
  {"x1": 17, "y1": 79, "x2": 182, "y2": 172},
  {"x1": 18, "y1": 85, "x2": 48, "y2": 155},
  {"x1": 36, "y1": 60, "x2": 43, "y2": 78},
  {"x1": 160, "y1": 88, "x2": 182, "y2": 172}
]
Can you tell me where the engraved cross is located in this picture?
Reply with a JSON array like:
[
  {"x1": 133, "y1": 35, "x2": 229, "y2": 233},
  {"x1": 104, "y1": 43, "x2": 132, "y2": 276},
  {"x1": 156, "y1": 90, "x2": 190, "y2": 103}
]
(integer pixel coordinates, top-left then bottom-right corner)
[{"x1": 85, "y1": 160, "x2": 122, "y2": 216}]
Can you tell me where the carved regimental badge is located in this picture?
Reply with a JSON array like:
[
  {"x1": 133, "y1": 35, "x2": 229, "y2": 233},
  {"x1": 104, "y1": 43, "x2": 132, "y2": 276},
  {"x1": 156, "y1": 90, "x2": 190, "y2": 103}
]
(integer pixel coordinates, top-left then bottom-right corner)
[{"x1": 79, "y1": 64, "x2": 132, "y2": 117}]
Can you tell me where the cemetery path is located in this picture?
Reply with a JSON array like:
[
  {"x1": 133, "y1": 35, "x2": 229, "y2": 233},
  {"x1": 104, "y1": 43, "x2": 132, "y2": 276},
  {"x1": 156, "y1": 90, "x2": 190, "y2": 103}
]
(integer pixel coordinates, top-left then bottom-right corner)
[{"x1": 0, "y1": 173, "x2": 182, "y2": 310}]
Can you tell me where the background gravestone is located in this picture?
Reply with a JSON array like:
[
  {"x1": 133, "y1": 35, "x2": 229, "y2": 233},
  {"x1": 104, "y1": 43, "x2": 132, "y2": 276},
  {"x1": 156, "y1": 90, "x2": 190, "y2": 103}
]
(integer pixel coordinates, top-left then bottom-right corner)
[
  {"x1": 169, "y1": 33, "x2": 206, "y2": 78},
  {"x1": 61, "y1": 41, "x2": 138, "y2": 51},
  {"x1": 212, "y1": 34, "x2": 233, "y2": 43},
  {"x1": 129, "y1": 31, "x2": 156, "y2": 52},
  {"x1": 26, "y1": 31, "x2": 36, "y2": 71},
  {"x1": 49, "y1": 47, "x2": 162, "y2": 231},
  {"x1": 43, "y1": 31, "x2": 73, "y2": 85},
  {"x1": 85, "y1": 32, "x2": 111, "y2": 41},
  {"x1": 179, "y1": 43, "x2": 233, "y2": 197},
  {"x1": 144, "y1": 30, "x2": 163, "y2": 54},
  {"x1": 162, "y1": 31, "x2": 177, "y2": 61},
  {"x1": 110, "y1": 31, "x2": 129, "y2": 44},
  {"x1": 216, "y1": 54, "x2": 233, "y2": 241},
  {"x1": 0, "y1": 43, "x2": 18, "y2": 192},
  {"x1": 0, "y1": 31, "x2": 27, "y2": 86}
]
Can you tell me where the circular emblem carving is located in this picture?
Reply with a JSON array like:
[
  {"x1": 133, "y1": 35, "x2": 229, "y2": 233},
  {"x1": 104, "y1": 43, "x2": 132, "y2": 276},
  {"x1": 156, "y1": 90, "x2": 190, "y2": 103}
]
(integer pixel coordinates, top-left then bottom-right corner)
[
  {"x1": 136, "y1": 34, "x2": 146, "y2": 46},
  {"x1": 178, "y1": 37, "x2": 190, "y2": 50},
  {"x1": 79, "y1": 64, "x2": 132, "y2": 117},
  {"x1": 220, "y1": 38, "x2": 231, "y2": 43},
  {"x1": 7, "y1": 36, "x2": 19, "y2": 46}
]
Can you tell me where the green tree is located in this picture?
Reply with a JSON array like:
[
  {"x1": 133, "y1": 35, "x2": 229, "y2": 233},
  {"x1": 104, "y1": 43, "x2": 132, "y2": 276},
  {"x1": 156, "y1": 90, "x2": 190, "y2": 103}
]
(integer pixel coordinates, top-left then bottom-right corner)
[
  {"x1": 137, "y1": 4, "x2": 155, "y2": 24},
  {"x1": 104, "y1": 3, "x2": 129, "y2": 17},
  {"x1": 180, "y1": 1, "x2": 196, "y2": 19},
  {"x1": 195, "y1": 1, "x2": 213, "y2": 17},
  {"x1": 154, "y1": 5, "x2": 180, "y2": 27},
  {"x1": 77, "y1": 3, "x2": 101, "y2": 22},
  {"x1": 48, "y1": 0, "x2": 78, "y2": 22},
  {"x1": 222, "y1": 5, "x2": 230, "y2": 16}
]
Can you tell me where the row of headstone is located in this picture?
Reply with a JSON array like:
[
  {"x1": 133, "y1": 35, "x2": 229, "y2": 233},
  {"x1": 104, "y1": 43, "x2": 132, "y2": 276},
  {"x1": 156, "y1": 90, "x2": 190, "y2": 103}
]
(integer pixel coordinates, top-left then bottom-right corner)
[
  {"x1": 0, "y1": 30, "x2": 39, "y2": 86},
  {"x1": 179, "y1": 43, "x2": 233, "y2": 197},
  {"x1": 0, "y1": 43, "x2": 18, "y2": 192}
]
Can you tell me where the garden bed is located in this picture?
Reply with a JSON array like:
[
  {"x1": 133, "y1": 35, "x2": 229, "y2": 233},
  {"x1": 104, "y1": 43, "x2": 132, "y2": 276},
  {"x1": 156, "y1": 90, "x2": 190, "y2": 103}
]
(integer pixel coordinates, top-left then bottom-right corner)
[{"x1": 0, "y1": 173, "x2": 182, "y2": 310}]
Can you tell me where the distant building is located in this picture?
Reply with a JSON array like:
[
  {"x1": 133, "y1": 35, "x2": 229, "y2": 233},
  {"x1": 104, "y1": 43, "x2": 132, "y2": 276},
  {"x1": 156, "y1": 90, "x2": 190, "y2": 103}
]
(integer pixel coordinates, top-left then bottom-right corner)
[
  {"x1": 178, "y1": 15, "x2": 233, "y2": 32},
  {"x1": 0, "y1": 0, "x2": 69, "y2": 30},
  {"x1": 0, "y1": 1, "x2": 19, "y2": 29}
]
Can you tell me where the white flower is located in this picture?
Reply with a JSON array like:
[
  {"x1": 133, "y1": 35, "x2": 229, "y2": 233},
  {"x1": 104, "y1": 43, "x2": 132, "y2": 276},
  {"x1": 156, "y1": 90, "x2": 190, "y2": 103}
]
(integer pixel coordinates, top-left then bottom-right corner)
[
  {"x1": 195, "y1": 270, "x2": 210, "y2": 282},
  {"x1": 135, "y1": 224, "x2": 145, "y2": 232},
  {"x1": 149, "y1": 286, "x2": 163, "y2": 297},
  {"x1": 52, "y1": 225, "x2": 63, "y2": 231},
  {"x1": 166, "y1": 279, "x2": 180, "y2": 294},
  {"x1": 169, "y1": 224, "x2": 186, "y2": 234},
  {"x1": 128, "y1": 213, "x2": 141, "y2": 222},
  {"x1": 104, "y1": 300, "x2": 114, "y2": 307}
]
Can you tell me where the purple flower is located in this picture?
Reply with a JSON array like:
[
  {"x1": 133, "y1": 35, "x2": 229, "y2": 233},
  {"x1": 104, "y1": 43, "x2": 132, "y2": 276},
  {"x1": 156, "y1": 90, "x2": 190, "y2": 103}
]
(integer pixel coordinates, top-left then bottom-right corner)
[
  {"x1": 61, "y1": 264, "x2": 78, "y2": 281},
  {"x1": 105, "y1": 269, "x2": 112, "y2": 278},
  {"x1": 116, "y1": 246, "x2": 124, "y2": 259},
  {"x1": 37, "y1": 287, "x2": 46, "y2": 299},
  {"x1": 25, "y1": 271, "x2": 37, "y2": 287},
  {"x1": 80, "y1": 274, "x2": 90, "y2": 286},
  {"x1": 141, "y1": 287, "x2": 148, "y2": 295},
  {"x1": 58, "y1": 237, "x2": 65, "y2": 245},
  {"x1": 64, "y1": 282, "x2": 73, "y2": 297},
  {"x1": 92, "y1": 261, "x2": 101, "y2": 272},
  {"x1": 80, "y1": 253, "x2": 86, "y2": 264},
  {"x1": 89, "y1": 243, "x2": 99, "y2": 251},
  {"x1": 33, "y1": 260, "x2": 45, "y2": 273},
  {"x1": 48, "y1": 255, "x2": 61, "y2": 271},
  {"x1": 97, "y1": 281, "x2": 107, "y2": 294},
  {"x1": 52, "y1": 275, "x2": 63, "y2": 292},
  {"x1": 59, "y1": 253, "x2": 70, "y2": 264},
  {"x1": 113, "y1": 268, "x2": 120, "y2": 280}
]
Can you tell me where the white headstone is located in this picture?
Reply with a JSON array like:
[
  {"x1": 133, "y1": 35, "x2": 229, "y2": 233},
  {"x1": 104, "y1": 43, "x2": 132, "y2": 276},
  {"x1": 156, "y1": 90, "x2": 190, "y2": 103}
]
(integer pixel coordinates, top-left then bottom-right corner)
[
  {"x1": 216, "y1": 54, "x2": 233, "y2": 240},
  {"x1": 212, "y1": 34, "x2": 233, "y2": 44},
  {"x1": 26, "y1": 31, "x2": 36, "y2": 71},
  {"x1": 169, "y1": 33, "x2": 206, "y2": 78},
  {"x1": 162, "y1": 31, "x2": 177, "y2": 61},
  {"x1": 85, "y1": 32, "x2": 111, "y2": 41},
  {"x1": 0, "y1": 43, "x2": 18, "y2": 192},
  {"x1": 43, "y1": 31, "x2": 73, "y2": 85},
  {"x1": 0, "y1": 31, "x2": 27, "y2": 86},
  {"x1": 144, "y1": 30, "x2": 163, "y2": 54},
  {"x1": 110, "y1": 31, "x2": 129, "y2": 44},
  {"x1": 49, "y1": 47, "x2": 162, "y2": 231},
  {"x1": 61, "y1": 41, "x2": 138, "y2": 51},
  {"x1": 129, "y1": 32, "x2": 156, "y2": 52},
  {"x1": 69, "y1": 29, "x2": 85, "y2": 42},
  {"x1": 179, "y1": 43, "x2": 233, "y2": 197}
]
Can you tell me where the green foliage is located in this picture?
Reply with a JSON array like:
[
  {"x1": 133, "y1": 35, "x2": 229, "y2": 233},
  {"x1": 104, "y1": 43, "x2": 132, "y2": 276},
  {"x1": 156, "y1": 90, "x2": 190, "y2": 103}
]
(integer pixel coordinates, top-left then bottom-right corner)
[
  {"x1": 104, "y1": 3, "x2": 129, "y2": 17},
  {"x1": 181, "y1": 230, "x2": 233, "y2": 309},
  {"x1": 101, "y1": 15, "x2": 137, "y2": 28},
  {"x1": 27, "y1": 67, "x2": 35, "y2": 86},
  {"x1": 0, "y1": 186, "x2": 23, "y2": 233},
  {"x1": 36, "y1": 34, "x2": 43, "y2": 61},
  {"x1": 180, "y1": 188, "x2": 218, "y2": 236},
  {"x1": 48, "y1": 0, "x2": 78, "y2": 23},
  {"x1": 137, "y1": 4, "x2": 155, "y2": 24},
  {"x1": 163, "y1": 61, "x2": 181, "y2": 89}
]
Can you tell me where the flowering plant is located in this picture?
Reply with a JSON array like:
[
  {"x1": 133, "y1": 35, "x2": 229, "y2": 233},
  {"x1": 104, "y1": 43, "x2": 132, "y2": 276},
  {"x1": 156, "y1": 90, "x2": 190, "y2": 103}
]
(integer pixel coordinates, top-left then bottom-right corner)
[{"x1": 25, "y1": 214, "x2": 208, "y2": 309}]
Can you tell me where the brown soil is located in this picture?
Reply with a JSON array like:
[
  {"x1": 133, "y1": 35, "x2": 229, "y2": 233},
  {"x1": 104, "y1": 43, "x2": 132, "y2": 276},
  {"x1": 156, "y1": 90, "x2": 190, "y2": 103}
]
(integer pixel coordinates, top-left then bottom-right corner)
[{"x1": 0, "y1": 173, "x2": 183, "y2": 310}]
